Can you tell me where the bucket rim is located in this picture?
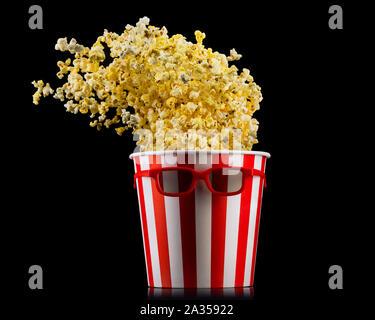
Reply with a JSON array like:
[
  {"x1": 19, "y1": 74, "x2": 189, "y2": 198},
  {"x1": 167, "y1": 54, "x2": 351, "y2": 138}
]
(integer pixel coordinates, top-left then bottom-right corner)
[{"x1": 129, "y1": 150, "x2": 271, "y2": 160}]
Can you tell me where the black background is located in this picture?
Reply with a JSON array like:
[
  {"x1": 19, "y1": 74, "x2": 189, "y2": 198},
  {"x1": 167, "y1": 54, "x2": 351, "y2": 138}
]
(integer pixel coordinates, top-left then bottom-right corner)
[{"x1": 4, "y1": 0, "x2": 369, "y2": 318}]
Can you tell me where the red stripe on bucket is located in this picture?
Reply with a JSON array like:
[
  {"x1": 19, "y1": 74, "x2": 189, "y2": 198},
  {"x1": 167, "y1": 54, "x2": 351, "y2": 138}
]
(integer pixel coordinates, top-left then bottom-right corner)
[
  {"x1": 178, "y1": 155, "x2": 197, "y2": 288},
  {"x1": 249, "y1": 156, "x2": 266, "y2": 286},
  {"x1": 235, "y1": 154, "x2": 255, "y2": 287},
  {"x1": 184, "y1": 287, "x2": 197, "y2": 296},
  {"x1": 148, "y1": 287, "x2": 154, "y2": 296},
  {"x1": 150, "y1": 155, "x2": 172, "y2": 288},
  {"x1": 211, "y1": 287, "x2": 224, "y2": 296},
  {"x1": 211, "y1": 154, "x2": 229, "y2": 288},
  {"x1": 235, "y1": 287, "x2": 244, "y2": 296},
  {"x1": 135, "y1": 157, "x2": 154, "y2": 287}
]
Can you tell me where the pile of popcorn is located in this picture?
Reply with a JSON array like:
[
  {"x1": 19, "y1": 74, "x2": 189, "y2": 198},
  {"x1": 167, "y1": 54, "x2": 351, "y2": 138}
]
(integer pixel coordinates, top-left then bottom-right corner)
[{"x1": 32, "y1": 17, "x2": 263, "y2": 151}]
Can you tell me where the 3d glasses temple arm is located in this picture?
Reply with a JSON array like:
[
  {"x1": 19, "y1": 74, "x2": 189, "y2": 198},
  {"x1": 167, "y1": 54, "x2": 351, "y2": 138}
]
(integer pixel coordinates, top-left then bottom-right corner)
[
  {"x1": 133, "y1": 170, "x2": 152, "y2": 189},
  {"x1": 251, "y1": 169, "x2": 267, "y2": 188}
]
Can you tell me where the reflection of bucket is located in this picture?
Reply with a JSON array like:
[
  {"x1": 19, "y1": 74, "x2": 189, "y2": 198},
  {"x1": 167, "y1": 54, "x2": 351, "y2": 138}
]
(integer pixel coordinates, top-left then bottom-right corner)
[
  {"x1": 148, "y1": 286, "x2": 254, "y2": 299},
  {"x1": 130, "y1": 150, "x2": 270, "y2": 288}
]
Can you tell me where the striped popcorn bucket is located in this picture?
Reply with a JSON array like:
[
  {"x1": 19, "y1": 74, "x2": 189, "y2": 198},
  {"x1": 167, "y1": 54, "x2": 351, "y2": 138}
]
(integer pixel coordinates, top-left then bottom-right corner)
[{"x1": 130, "y1": 150, "x2": 270, "y2": 288}]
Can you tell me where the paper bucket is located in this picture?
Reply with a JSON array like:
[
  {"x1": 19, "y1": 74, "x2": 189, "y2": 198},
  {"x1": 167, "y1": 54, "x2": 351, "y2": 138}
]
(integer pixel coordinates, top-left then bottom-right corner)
[{"x1": 130, "y1": 150, "x2": 270, "y2": 288}]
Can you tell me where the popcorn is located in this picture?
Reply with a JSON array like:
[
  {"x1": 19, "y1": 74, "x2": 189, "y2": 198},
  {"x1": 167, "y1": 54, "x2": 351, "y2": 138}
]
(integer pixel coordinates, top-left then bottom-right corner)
[
  {"x1": 55, "y1": 37, "x2": 86, "y2": 54},
  {"x1": 32, "y1": 17, "x2": 263, "y2": 151},
  {"x1": 194, "y1": 31, "x2": 206, "y2": 44},
  {"x1": 32, "y1": 80, "x2": 54, "y2": 104},
  {"x1": 227, "y1": 48, "x2": 242, "y2": 61},
  {"x1": 64, "y1": 100, "x2": 78, "y2": 114},
  {"x1": 53, "y1": 87, "x2": 65, "y2": 101},
  {"x1": 42, "y1": 83, "x2": 54, "y2": 97},
  {"x1": 55, "y1": 38, "x2": 69, "y2": 51},
  {"x1": 189, "y1": 91, "x2": 200, "y2": 99},
  {"x1": 186, "y1": 102, "x2": 198, "y2": 114},
  {"x1": 178, "y1": 72, "x2": 190, "y2": 84}
]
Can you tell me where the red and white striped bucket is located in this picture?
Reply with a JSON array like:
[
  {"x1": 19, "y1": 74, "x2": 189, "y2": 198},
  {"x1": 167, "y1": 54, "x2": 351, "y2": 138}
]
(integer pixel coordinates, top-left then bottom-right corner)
[{"x1": 130, "y1": 150, "x2": 270, "y2": 288}]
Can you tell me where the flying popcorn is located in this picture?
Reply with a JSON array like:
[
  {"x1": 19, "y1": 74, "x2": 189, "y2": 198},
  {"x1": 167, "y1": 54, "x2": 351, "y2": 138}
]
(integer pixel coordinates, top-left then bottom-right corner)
[{"x1": 32, "y1": 17, "x2": 263, "y2": 151}]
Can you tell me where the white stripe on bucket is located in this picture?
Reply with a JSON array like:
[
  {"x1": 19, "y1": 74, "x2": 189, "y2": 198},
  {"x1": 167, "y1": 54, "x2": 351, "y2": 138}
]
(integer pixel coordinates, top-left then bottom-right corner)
[
  {"x1": 194, "y1": 155, "x2": 213, "y2": 288},
  {"x1": 161, "y1": 156, "x2": 184, "y2": 287},
  {"x1": 140, "y1": 155, "x2": 162, "y2": 287},
  {"x1": 134, "y1": 160, "x2": 150, "y2": 286},
  {"x1": 243, "y1": 155, "x2": 262, "y2": 285},
  {"x1": 248, "y1": 160, "x2": 267, "y2": 286},
  {"x1": 223, "y1": 154, "x2": 244, "y2": 287}
]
